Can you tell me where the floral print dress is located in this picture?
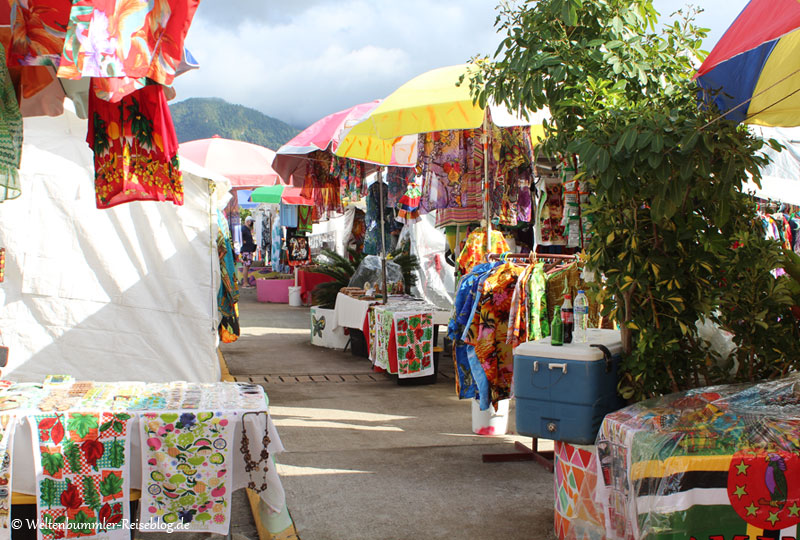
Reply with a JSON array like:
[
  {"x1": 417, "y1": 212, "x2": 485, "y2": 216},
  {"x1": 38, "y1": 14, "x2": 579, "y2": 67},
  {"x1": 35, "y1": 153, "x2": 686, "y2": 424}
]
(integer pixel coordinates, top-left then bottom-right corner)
[{"x1": 87, "y1": 82, "x2": 182, "y2": 208}]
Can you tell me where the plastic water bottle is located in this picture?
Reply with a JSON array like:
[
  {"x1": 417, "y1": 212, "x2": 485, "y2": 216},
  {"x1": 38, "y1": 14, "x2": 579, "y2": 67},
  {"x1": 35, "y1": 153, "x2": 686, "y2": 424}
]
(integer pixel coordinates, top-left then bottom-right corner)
[
  {"x1": 574, "y1": 290, "x2": 589, "y2": 343},
  {"x1": 561, "y1": 294, "x2": 574, "y2": 344}
]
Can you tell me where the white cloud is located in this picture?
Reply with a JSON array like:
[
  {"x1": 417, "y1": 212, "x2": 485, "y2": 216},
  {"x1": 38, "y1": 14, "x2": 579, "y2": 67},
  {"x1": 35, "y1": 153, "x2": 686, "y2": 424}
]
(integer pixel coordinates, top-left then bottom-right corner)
[{"x1": 172, "y1": 0, "x2": 749, "y2": 130}]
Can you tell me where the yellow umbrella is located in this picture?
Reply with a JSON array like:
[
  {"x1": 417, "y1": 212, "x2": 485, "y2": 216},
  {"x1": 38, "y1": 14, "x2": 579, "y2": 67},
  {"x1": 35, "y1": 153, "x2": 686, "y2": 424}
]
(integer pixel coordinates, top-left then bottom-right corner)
[
  {"x1": 336, "y1": 63, "x2": 548, "y2": 253},
  {"x1": 335, "y1": 63, "x2": 547, "y2": 165}
]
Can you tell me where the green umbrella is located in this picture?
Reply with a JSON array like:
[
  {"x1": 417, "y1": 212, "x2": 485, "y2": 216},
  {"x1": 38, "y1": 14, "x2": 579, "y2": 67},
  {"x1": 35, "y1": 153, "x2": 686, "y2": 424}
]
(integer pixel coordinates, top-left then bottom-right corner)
[{"x1": 250, "y1": 185, "x2": 287, "y2": 204}]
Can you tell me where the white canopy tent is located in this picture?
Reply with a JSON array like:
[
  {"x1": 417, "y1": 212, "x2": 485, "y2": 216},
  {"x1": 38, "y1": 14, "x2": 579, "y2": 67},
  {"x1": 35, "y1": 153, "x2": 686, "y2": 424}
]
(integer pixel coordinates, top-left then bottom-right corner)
[
  {"x1": 745, "y1": 127, "x2": 800, "y2": 206},
  {"x1": 0, "y1": 106, "x2": 232, "y2": 383}
]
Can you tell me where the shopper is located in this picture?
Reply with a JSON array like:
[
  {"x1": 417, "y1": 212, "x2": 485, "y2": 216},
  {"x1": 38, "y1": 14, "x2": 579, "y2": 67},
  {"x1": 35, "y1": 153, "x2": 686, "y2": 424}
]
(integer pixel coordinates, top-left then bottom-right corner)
[{"x1": 241, "y1": 215, "x2": 257, "y2": 287}]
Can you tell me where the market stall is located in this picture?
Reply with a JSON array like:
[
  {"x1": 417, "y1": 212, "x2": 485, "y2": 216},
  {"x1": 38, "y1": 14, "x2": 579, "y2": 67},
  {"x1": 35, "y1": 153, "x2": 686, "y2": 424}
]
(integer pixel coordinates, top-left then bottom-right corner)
[{"x1": 0, "y1": 378, "x2": 285, "y2": 538}]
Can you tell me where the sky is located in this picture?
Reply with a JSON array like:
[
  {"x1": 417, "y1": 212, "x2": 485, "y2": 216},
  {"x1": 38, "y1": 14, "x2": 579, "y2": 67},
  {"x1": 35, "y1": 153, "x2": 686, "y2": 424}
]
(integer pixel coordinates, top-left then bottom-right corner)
[{"x1": 173, "y1": 0, "x2": 750, "y2": 130}]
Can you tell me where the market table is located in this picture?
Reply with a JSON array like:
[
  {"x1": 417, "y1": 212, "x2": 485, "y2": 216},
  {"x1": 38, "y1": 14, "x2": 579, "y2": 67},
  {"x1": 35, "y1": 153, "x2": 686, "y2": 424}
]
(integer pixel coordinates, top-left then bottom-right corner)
[
  {"x1": 297, "y1": 269, "x2": 335, "y2": 305},
  {"x1": 333, "y1": 293, "x2": 450, "y2": 379},
  {"x1": 0, "y1": 379, "x2": 286, "y2": 538},
  {"x1": 590, "y1": 376, "x2": 800, "y2": 540}
]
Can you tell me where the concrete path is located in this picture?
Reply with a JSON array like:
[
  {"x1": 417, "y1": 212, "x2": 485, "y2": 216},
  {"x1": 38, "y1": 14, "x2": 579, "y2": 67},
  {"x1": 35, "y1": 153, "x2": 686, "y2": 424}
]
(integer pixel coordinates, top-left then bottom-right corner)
[{"x1": 222, "y1": 289, "x2": 556, "y2": 540}]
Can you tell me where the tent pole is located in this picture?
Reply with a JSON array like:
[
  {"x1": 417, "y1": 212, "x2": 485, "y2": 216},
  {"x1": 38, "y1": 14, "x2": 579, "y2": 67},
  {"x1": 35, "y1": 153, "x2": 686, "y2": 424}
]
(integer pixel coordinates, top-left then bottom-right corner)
[{"x1": 378, "y1": 167, "x2": 388, "y2": 304}]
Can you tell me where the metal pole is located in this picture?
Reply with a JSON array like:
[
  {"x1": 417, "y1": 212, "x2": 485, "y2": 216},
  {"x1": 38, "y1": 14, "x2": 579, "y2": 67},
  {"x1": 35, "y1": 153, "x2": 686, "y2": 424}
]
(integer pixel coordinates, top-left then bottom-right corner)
[{"x1": 378, "y1": 168, "x2": 388, "y2": 304}]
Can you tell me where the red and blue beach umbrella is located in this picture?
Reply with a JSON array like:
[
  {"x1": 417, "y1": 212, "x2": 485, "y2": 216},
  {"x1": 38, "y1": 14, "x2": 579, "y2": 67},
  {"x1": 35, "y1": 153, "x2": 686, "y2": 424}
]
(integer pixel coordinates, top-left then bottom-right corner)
[{"x1": 695, "y1": 0, "x2": 800, "y2": 126}]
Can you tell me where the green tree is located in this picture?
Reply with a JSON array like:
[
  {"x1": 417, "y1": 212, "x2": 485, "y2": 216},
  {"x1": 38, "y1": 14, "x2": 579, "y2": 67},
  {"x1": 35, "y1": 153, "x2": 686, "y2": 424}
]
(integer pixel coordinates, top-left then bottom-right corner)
[{"x1": 474, "y1": 0, "x2": 798, "y2": 400}]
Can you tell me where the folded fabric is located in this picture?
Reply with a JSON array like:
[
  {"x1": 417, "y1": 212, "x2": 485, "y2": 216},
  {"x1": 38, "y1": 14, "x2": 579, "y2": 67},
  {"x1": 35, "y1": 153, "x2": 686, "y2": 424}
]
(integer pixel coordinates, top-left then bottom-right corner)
[
  {"x1": 29, "y1": 412, "x2": 134, "y2": 540},
  {"x1": 139, "y1": 411, "x2": 238, "y2": 535}
]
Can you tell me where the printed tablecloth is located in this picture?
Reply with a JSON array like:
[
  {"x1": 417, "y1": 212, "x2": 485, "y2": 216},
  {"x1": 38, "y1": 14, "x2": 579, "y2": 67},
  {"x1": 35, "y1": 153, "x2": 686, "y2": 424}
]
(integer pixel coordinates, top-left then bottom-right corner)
[
  {"x1": 594, "y1": 376, "x2": 800, "y2": 540},
  {"x1": 0, "y1": 380, "x2": 286, "y2": 538}
]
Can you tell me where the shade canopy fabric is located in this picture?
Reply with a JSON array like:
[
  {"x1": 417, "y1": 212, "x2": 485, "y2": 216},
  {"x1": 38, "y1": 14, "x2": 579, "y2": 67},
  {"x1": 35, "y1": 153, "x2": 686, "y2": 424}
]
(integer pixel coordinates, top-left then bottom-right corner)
[
  {"x1": 695, "y1": 0, "x2": 800, "y2": 126},
  {"x1": 179, "y1": 136, "x2": 282, "y2": 188},
  {"x1": 335, "y1": 64, "x2": 548, "y2": 164},
  {"x1": 272, "y1": 100, "x2": 416, "y2": 185},
  {"x1": 250, "y1": 185, "x2": 313, "y2": 206}
]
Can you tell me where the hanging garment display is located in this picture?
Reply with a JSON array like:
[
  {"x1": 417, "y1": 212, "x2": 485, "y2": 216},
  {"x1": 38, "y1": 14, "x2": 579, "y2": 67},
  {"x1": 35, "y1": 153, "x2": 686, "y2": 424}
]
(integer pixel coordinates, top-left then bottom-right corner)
[
  {"x1": 456, "y1": 228, "x2": 509, "y2": 277},
  {"x1": 140, "y1": 411, "x2": 237, "y2": 534},
  {"x1": 487, "y1": 125, "x2": 534, "y2": 227},
  {"x1": 463, "y1": 262, "x2": 524, "y2": 409},
  {"x1": 30, "y1": 411, "x2": 134, "y2": 540},
  {"x1": 87, "y1": 82, "x2": 182, "y2": 209},
  {"x1": 216, "y1": 212, "x2": 240, "y2": 344},
  {"x1": 329, "y1": 156, "x2": 365, "y2": 202},
  {"x1": 417, "y1": 129, "x2": 483, "y2": 227},
  {"x1": 297, "y1": 206, "x2": 313, "y2": 234},
  {"x1": 385, "y1": 167, "x2": 414, "y2": 207},
  {"x1": 448, "y1": 261, "x2": 501, "y2": 402},
  {"x1": 364, "y1": 182, "x2": 396, "y2": 256},
  {"x1": 279, "y1": 202, "x2": 298, "y2": 228},
  {"x1": 0, "y1": 42, "x2": 23, "y2": 204},
  {"x1": 396, "y1": 182, "x2": 422, "y2": 225},
  {"x1": 58, "y1": 0, "x2": 200, "y2": 102},
  {"x1": 0, "y1": 415, "x2": 15, "y2": 539},
  {"x1": 538, "y1": 174, "x2": 567, "y2": 246},
  {"x1": 286, "y1": 229, "x2": 311, "y2": 267},
  {"x1": 271, "y1": 213, "x2": 283, "y2": 272},
  {"x1": 300, "y1": 151, "x2": 342, "y2": 216},
  {"x1": 9, "y1": 0, "x2": 199, "y2": 102}
]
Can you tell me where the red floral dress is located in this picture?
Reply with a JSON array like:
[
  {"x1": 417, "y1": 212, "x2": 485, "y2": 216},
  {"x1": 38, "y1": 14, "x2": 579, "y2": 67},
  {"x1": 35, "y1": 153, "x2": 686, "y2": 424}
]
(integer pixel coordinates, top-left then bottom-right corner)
[{"x1": 87, "y1": 81, "x2": 182, "y2": 209}]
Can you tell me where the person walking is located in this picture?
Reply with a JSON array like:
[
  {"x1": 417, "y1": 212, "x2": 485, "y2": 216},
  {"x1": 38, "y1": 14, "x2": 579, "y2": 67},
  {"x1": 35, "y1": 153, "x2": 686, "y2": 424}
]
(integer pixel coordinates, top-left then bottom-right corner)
[{"x1": 241, "y1": 215, "x2": 257, "y2": 287}]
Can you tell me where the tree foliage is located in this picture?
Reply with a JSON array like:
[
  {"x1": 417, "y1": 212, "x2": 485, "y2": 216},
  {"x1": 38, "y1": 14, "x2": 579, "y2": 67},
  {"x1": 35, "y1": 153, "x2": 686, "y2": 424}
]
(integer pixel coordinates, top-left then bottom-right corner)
[{"x1": 474, "y1": 0, "x2": 800, "y2": 400}]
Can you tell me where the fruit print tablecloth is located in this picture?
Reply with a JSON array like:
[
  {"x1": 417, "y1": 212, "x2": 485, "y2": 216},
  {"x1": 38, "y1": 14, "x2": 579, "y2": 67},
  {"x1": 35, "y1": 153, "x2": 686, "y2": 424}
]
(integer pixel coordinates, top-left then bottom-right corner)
[{"x1": 140, "y1": 412, "x2": 237, "y2": 534}]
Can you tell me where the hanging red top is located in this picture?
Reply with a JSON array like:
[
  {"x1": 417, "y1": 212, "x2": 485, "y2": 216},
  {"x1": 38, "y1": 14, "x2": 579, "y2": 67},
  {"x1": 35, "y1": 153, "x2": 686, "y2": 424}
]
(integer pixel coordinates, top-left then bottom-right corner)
[{"x1": 86, "y1": 81, "x2": 183, "y2": 209}]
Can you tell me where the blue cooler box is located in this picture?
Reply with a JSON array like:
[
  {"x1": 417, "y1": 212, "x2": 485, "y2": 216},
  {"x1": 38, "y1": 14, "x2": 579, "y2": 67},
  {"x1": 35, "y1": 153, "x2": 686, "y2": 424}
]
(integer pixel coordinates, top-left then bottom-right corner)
[{"x1": 513, "y1": 328, "x2": 625, "y2": 445}]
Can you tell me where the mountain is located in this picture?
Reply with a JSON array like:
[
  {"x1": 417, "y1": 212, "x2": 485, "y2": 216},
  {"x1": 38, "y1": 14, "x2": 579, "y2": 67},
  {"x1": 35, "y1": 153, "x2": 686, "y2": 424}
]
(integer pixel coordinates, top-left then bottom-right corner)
[{"x1": 170, "y1": 97, "x2": 300, "y2": 150}]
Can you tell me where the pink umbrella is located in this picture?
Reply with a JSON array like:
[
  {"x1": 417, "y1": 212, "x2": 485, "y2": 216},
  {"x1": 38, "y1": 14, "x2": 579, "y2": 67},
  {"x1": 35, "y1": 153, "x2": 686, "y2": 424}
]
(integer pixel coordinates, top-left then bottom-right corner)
[
  {"x1": 272, "y1": 100, "x2": 417, "y2": 186},
  {"x1": 179, "y1": 136, "x2": 282, "y2": 188}
]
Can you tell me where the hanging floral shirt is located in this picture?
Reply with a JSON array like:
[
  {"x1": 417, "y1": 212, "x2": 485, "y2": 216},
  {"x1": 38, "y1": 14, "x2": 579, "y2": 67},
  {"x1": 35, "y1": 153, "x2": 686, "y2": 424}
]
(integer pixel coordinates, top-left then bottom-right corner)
[
  {"x1": 87, "y1": 82, "x2": 183, "y2": 209},
  {"x1": 464, "y1": 263, "x2": 524, "y2": 409},
  {"x1": 456, "y1": 228, "x2": 509, "y2": 277},
  {"x1": 217, "y1": 211, "x2": 240, "y2": 344},
  {"x1": 10, "y1": 1, "x2": 200, "y2": 102}
]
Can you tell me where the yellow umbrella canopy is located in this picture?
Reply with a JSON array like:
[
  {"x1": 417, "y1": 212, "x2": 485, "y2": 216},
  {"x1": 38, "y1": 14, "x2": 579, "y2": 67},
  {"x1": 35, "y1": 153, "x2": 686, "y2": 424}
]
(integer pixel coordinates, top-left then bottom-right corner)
[{"x1": 335, "y1": 63, "x2": 547, "y2": 164}]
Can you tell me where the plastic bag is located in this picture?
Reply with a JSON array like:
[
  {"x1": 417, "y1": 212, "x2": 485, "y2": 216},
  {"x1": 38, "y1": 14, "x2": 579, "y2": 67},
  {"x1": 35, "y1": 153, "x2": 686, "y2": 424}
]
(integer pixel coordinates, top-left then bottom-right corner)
[{"x1": 348, "y1": 255, "x2": 405, "y2": 294}]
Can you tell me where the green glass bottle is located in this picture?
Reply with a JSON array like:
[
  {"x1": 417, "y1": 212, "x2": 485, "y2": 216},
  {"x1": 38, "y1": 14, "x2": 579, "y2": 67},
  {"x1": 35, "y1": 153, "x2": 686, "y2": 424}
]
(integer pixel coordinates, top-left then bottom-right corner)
[{"x1": 550, "y1": 306, "x2": 563, "y2": 346}]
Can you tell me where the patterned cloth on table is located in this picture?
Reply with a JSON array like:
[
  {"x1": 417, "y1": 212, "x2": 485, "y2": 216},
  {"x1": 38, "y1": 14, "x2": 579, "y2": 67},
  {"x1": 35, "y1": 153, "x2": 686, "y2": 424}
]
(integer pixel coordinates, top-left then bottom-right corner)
[
  {"x1": 0, "y1": 415, "x2": 16, "y2": 540},
  {"x1": 87, "y1": 82, "x2": 182, "y2": 209},
  {"x1": 385, "y1": 166, "x2": 414, "y2": 207},
  {"x1": 553, "y1": 441, "x2": 604, "y2": 540},
  {"x1": 595, "y1": 378, "x2": 800, "y2": 540},
  {"x1": 393, "y1": 311, "x2": 434, "y2": 378},
  {"x1": 217, "y1": 211, "x2": 240, "y2": 344},
  {"x1": 463, "y1": 262, "x2": 523, "y2": 409},
  {"x1": 29, "y1": 411, "x2": 134, "y2": 540},
  {"x1": 456, "y1": 228, "x2": 509, "y2": 278},
  {"x1": 140, "y1": 411, "x2": 238, "y2": 534},
  {"x1": 0, "y1": 44, "x2": 22, "y2": 204},
  {"x1": 9, "y1": 0, "x2": 200, "y2": 102},
  {"x1": 448, "y1": 262, "x2": 500, "y2": 401},
  {"x1": 369, "y1": 307, "x2": 392, "y2": 371},
  {"x1": 396, "y1": 182, "x2": 422, "y2": 225}
]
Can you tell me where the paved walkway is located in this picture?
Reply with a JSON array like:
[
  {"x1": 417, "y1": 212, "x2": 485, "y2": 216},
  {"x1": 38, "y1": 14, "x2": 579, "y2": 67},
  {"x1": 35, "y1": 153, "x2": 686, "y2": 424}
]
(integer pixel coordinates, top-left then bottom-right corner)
[{"x1": 222, "y1": 290, "x2": 556, "y2": 540}]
